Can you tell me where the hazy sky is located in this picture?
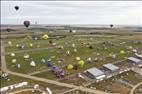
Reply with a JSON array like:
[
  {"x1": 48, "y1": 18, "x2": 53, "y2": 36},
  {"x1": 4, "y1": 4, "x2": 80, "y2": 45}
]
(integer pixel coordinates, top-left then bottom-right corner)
[{"x1": 1, "y1": 1, "x2": 142, "y2": 25}]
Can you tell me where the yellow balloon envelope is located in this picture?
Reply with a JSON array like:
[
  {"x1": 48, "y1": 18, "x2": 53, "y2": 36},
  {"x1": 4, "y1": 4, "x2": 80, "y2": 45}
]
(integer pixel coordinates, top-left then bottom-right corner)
[
  {"x1": 78, "y1": 60, "x2": 85, "y2": 68},
  {"x1": 109, "y1": 53, "x2": 112, "y2": 57},
  {"x1": 67, "y1": 64, "x2": 74, "y2": 69},
  {"x1": 42, "y1": 34, "x2": 49, "y2": 40},
  {"x1": 120, "y1": 50, "x2": 125, "y2": 54}
]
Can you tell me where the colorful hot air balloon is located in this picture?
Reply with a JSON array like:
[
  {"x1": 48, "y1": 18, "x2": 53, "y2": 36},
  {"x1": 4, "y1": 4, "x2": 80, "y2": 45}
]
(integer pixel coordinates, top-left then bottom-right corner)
[
  {"x1": 14, "y1": 6, "x2": 19, "y2": 11},
  {"x1": 23, "y1": 21, "x2": 30, "y2": 28}
]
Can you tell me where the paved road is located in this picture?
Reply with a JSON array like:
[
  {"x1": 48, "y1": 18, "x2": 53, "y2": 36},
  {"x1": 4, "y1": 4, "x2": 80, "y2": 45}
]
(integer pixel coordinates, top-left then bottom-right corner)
[
  {"x1": 130, "y1": 82, "x2": 142, "y2": 94},
  {"x1": 9, "y1": 88, "x2": 33, "y2": 94},
  {"x1": 116, "y1": 79, "x2": 134, "y2": 88},
  {"x1": 5, "y1": 47, "x2": 51, "y2": 55},
  {"x1": 1, "y1": 40, "x2": 109, "y2": 94},
  {"x1": 1, "y1": 40, "x2": 8, "y2": 72},
  {"x1": 4, "y1": 45, "x2": 71, "y2": 55},
  {"x1": 8, "y1": 70, "x2": 109, "y2": 94},
  {"x1": 27, "y1": 69, "x2": 50, "y2": 75}
]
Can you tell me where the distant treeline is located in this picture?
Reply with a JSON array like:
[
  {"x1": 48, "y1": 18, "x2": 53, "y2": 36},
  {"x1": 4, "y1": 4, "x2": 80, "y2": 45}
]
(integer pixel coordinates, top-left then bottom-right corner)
[{"x1": 89, "y1": 32, "x2": 140, "y2": 36}]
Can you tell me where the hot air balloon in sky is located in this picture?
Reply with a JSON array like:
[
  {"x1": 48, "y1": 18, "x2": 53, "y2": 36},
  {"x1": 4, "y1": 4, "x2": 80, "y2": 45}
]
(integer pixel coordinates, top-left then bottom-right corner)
[
  {"x1": 23, "y1": 21, "x2": 30, "y2": 28},
  {"x1": 14, "y1": 6, "x2": 19, "y2": 11},
  {"x1": 110, "y1": 24, "x2": 114, "y2": 28},
  {"x1": 7, "y1": 28, "x2": 10, "y2": 32}
]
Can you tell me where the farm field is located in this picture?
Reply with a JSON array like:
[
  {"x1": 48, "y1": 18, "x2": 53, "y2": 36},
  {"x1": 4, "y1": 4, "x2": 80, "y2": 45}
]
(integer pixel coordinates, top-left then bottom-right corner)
[
  {"x1": 4, "y1": 30, "x2": 142, "y2": 78},
  {"x1": 1, "y1": 1, "x2": 142, "y2": 94},
  {"x1": 1, "y1": 28, "x2": 142, "y2": 94}
]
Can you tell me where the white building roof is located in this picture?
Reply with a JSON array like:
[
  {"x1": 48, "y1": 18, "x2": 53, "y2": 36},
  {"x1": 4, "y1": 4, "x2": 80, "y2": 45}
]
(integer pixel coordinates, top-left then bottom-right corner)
[
  {"x1": 136, "y1": 54, "x2": 142, "y2": 58},
  {"x1": 103, "y1": 63, "x2": 119, "y2": 71},
  {"x1": 87, "y1": 68, "x2": 104, "y2": 77},
  {"x1": 127, "y1": 57, "x2": 141, "y2": 63}
]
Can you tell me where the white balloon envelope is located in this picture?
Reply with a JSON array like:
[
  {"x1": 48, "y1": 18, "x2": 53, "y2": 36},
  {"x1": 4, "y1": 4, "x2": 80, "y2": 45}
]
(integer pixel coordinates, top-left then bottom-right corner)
[
  {"x1": 30, "y1": 43, "x2": 33, "y2": 47},
  {"x1": 72, "y1": 44, "x2": 75, "y2": 48},
  {"x1": 66, "y1": 50, "x2": 70, "y2": 55},
  {"x1": 33, "y1": 84, "x2": 39, "y2": 89},
  {"x1": 24, "y1": 54, "x2": 30, "y2": 59},
  {"x1": 73, "y1": 49, "x2": 77, "y2": 52},
  {"x1": 12, "y1": 59, "x2": 17, "y2": 63},
  {"x1": 10, "y1": 53, "x2": 15, "y2": 57},
  {"x1": 8, "y1": 41, "x2": 12, "y2": 45},
  {"x1": 30, "y1": 61, "x2": 36, "y2": 67}
]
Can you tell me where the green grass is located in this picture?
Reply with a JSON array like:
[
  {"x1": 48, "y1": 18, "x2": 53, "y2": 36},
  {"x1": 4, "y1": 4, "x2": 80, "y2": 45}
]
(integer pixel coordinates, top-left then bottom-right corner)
[
  {"x1": 4, "y1": 31, "x2": 142, "y2": 79},
  {"x1": 5, "y1": 42, "x2": 135, "y2": 74},
  {"x1": 33, "y1": 71, "x2": 57, "y2": 80}
]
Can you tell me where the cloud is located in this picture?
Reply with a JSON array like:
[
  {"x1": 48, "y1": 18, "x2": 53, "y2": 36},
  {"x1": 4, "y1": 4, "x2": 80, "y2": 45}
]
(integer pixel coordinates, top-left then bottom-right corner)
[{"x1": 1, "y1": 1, "x2": 142, "y2": 25}]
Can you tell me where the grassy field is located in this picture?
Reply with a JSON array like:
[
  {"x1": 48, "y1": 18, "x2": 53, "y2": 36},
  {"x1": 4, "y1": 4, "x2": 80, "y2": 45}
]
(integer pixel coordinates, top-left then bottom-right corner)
[{"x1": 3, "y1": 30, "x2": 142, "y2": 80}]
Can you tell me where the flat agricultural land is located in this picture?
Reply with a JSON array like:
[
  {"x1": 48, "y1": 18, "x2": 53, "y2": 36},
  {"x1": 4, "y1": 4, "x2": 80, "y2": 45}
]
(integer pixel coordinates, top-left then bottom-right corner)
[
  {"x1": 1, "y1": 28, "x2": 142, "y2": 94},
  {"x1": 4, "y1": 30, "x2": 142, "y2": 76}
]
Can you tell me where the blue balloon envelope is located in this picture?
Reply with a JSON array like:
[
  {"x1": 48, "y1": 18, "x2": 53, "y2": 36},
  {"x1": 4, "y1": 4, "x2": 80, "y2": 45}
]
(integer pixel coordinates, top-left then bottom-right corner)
[{"x1": 47, "y1": 61, "x2": 53, "y2": 67}]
